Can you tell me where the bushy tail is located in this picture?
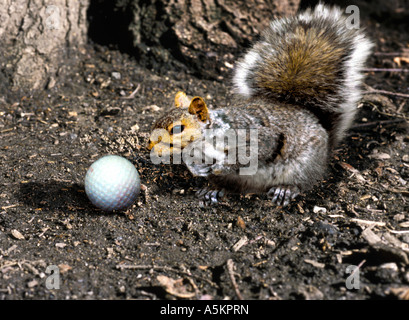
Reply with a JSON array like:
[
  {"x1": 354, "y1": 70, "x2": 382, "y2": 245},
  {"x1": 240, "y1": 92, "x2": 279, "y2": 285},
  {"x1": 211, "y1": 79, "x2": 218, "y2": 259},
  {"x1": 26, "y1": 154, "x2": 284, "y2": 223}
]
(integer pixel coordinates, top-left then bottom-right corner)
[{"x1": 233, "y1": 4, "x2": 373, "y2": 144}]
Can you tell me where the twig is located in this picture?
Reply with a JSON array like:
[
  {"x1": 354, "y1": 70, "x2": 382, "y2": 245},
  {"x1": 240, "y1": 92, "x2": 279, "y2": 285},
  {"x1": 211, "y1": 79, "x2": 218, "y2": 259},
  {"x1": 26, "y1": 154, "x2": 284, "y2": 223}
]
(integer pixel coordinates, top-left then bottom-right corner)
[
  {"x1": 1, "y1": 204, "x2": 20, "y2": 210},
  {"x1": 361, "y1": 101, "x2": 408, "y2": 122},
  {"x1": 386, "y1": 229, "x2": 409, "y2": 234},
  {"x1": 121, "y1": 84, "x2": 141, "y2": 99},
  {"x1": 351, "y1": 218, "x2": 386, "y2": 227},
  {"x1": 351, "y1": 259, "x2": 366, "y2": 278},
  {"x1": 116, "y1": 264, "x2": 218, "y2": 288},
  {"x1": 0, "y1": 128, "x2": 14, "y2": 134},
  {"x1": 363, "y1": 68, "x2": 409, "y2": 73},
  {"x1": 226, "y1": 259, "x2": 243, "y2": 300},
  {"x1": 363, "y1": 89, "x2": 409, "y2": 99},
  {"x1": 373, "y1": 52, "x2": 403, "y2": 56},
  {"x1": 351, "y1": 119, "x2": 406, "y2": 129}
]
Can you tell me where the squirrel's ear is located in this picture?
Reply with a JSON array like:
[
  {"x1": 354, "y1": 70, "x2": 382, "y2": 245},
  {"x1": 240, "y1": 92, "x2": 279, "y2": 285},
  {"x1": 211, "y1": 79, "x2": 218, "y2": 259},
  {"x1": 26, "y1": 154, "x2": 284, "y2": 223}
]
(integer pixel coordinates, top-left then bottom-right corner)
[
  {"x1": 174, "y1": 91, "x2": 190, "y2": 108},
  {"x1": 188, "y1": 96, "x2": 209, "y2": 122}
]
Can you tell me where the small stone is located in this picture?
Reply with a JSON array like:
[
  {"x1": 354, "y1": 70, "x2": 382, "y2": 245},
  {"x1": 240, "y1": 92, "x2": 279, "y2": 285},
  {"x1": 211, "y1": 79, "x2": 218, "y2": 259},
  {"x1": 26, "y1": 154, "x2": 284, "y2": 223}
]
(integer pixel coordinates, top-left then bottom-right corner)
[
  {"x1": 130, "y1": 123, "x2": 140, "y2": 132},
  {"x1": 111, "y1": 72, "x2": 121, "y2": 80},
  {"x1": 144, "y1": 105, "x2": 161, "y2": 112}
]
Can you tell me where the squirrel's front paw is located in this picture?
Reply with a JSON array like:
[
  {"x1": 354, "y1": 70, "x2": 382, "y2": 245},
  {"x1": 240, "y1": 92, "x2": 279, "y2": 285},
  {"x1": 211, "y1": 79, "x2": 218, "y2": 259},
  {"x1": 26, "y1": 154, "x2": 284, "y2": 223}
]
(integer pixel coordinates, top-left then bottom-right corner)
[
  {"x1": 196, "y1": 187, "x2": 225, "y2": 207},
  {"x1": 267, "y1": 186, "x2": 299, "y2": 207}
]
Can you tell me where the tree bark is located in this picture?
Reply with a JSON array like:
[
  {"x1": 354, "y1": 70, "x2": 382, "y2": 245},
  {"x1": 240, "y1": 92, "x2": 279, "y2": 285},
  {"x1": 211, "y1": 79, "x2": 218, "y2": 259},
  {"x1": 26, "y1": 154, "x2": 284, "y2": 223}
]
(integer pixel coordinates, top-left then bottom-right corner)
[
  {"x1": 0, "y1": 0, "x2": 88, "y2": 96},
  {"x1": 88, "y1": 0, "x2": 300, "y2": 80},
  {"x1": 130, "y1": 0, "x2": 301, "y2": 79}
]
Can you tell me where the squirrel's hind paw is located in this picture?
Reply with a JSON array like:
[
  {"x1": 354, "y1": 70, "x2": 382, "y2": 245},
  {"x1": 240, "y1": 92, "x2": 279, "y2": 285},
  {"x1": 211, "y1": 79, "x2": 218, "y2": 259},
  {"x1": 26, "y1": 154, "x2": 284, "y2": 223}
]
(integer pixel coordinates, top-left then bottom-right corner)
[
  {"x1": 267, "y1": 186, "x2": 299, "y2": 207},
  {"x1": 196, "y1": 187, "x2": 225, "y2": 207}
]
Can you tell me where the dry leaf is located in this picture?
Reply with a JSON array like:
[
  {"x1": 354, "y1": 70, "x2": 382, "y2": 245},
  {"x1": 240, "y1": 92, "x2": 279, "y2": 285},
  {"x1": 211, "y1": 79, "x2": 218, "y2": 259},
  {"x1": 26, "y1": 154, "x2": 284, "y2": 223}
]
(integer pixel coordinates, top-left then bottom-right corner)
[
  {"x1": 157, "y1": 275, "x2": 196, "y2": 298},
  {"x1": 236, "y1": 216, "x2": 246, "y2": 230},
  {"x1": 58, "y1": 264, "x2": 72, "y2": 274}
]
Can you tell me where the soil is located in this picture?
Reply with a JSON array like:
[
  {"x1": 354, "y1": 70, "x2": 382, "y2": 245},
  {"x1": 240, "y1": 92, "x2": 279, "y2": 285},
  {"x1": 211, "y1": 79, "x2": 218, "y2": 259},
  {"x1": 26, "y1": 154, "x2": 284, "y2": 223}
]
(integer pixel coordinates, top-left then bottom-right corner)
[{"x1": 1, "y1": 3, "x2": 409, "y2": 300}]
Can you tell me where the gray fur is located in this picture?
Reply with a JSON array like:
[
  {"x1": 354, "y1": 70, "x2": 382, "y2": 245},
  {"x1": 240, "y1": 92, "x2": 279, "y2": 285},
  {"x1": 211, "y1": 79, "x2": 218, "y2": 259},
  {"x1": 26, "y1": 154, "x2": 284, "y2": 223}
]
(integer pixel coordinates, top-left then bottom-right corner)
[
  {"x1": 196, "y1": 4, "x2": 372, "y2": 205},
  {"x1": 233, "y1": 3, "x2": 373, "y2": 146}
]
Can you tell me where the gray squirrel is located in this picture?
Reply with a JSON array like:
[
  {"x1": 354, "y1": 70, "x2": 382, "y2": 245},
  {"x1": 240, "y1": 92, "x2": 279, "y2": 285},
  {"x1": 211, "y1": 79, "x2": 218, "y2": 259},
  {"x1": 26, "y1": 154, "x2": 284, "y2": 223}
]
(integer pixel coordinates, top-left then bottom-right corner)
[{"x1": 148, "y1": 4, "x2": 373, "y2": 206}]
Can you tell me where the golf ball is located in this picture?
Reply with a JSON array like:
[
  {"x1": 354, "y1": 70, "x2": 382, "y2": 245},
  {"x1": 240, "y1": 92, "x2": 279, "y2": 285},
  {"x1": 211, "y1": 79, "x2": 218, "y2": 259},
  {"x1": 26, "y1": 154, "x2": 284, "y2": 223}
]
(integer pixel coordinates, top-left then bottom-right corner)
[{"x1": 84, "y1": 155, "x2": 140, "y2": 211}]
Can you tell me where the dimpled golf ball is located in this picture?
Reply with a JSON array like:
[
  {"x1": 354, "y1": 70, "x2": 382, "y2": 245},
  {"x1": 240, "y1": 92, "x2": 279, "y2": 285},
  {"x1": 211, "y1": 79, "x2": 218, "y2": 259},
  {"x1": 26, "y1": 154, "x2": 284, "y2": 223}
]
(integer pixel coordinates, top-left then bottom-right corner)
[{"x1": 85, "y1": 155, "x2": 140, "y2": 211}]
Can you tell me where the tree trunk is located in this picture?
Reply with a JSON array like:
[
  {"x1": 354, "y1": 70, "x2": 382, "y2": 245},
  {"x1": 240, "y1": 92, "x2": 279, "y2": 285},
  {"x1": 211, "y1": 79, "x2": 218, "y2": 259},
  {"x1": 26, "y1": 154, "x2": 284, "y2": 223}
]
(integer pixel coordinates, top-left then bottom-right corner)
[
  {"x1": 0, "y1": 0, "x2": 300, "y2": 98},
  {"x1": 0, "y1": 0, "x2": 88, "y2": 96}
]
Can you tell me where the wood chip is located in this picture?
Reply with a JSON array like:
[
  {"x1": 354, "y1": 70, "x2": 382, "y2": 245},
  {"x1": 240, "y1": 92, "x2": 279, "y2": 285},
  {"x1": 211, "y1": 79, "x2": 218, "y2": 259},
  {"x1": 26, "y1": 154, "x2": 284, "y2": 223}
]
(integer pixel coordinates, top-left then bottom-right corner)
[
  {"x1": 351, "y1": 218, "x2": 386, "y2": 227},
  {"x1": 304, "y1": 259, "x2": 325, "y2": 268},
  {"x1": 368, "y1": 152, "x2": 391, "y2": 160},
  {"x1": 232, "y1": 236, "x2": 248, "y2": 252},
  {"x1": 27, "y1": 279, "x2": 39, "y2": 288},
  {"x1": 399, "y1": 221, "x2": 409, "y2": 228},
  {"x1": 361, "y1": 228, "x2": 382, "y2": 246},
  {"x1": 313, "y1": 206, "x2": 327, "y2": 214},
  {"x1": 360, "y1": 194, "x2": 371, "y2": 201}
]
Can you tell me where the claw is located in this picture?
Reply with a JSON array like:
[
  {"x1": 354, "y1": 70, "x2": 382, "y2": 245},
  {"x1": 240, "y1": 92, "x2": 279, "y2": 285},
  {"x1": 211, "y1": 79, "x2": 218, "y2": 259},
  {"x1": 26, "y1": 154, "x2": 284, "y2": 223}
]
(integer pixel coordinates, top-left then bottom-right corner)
[
  {"x1": 267, "y1": 186, "x2": 299, "y2": 206},
  {"x1": 196, "y1": 187, "x2": 225, "y2": 206}
]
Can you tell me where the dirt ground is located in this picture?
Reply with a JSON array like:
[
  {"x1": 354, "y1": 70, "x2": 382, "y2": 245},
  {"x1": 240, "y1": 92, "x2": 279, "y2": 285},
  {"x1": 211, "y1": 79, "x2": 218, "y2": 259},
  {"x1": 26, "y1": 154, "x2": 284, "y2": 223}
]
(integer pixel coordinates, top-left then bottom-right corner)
[{"x1": 1, "y1": 4, "x2": 409, "y2": 300}]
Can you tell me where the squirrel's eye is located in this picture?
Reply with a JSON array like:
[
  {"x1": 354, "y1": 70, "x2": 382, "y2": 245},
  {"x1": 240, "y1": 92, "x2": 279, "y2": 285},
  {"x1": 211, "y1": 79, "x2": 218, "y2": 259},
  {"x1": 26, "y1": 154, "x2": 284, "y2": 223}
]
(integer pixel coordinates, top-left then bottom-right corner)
[{"x1": 170, "y1": 125, "x2": 185, "y2": 135}]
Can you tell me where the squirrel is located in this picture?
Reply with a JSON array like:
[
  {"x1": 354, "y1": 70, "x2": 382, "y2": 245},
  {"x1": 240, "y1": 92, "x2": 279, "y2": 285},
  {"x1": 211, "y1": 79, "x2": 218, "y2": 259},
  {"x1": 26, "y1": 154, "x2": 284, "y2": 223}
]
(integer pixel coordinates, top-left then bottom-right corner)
[{"x1": 147, "y1": 4, "x2": 373, "y2": 206}]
